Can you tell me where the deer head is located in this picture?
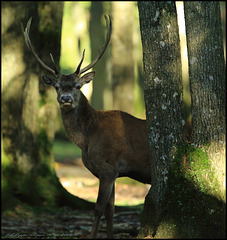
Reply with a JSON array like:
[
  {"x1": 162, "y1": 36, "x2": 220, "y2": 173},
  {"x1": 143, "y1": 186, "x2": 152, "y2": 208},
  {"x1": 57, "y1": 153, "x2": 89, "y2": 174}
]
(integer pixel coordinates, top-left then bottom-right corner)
[{"x1": 22, "y1": 15, "x2": 112, "y2": 110}]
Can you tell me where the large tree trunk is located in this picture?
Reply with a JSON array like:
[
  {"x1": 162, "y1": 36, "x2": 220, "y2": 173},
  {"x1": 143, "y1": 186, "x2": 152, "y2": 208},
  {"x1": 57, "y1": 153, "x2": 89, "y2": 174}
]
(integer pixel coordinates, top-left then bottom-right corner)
[
  {"x1": 2, "y1": 1, "x2": 93, "y2": 211},
  {"x1": 138, "y1": 1, "x2": 226, "y2": 238},
  {"x1": 184, "y1": 1, "x2": 226, "y2": 200},
  {"x1": 138, "y1": 1, "x2": 185, "y2": 237}
]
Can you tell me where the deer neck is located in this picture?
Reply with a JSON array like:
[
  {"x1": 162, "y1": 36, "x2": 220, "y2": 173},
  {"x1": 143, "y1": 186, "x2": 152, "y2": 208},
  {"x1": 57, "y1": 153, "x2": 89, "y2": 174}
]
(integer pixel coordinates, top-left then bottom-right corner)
[{"x1": 60, "y1": 92, "x2": 97, "y2": 150}]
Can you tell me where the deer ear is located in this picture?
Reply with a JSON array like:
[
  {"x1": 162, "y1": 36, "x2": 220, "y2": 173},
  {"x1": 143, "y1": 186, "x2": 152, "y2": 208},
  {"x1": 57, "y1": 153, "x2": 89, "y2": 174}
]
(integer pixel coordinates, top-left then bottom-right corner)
[
  {"x1": 79, "y1": 71, "x2": 96, "y2": 87},
  {"x1": 42, "y1": 75, "x2": 56, "y2": 86}
]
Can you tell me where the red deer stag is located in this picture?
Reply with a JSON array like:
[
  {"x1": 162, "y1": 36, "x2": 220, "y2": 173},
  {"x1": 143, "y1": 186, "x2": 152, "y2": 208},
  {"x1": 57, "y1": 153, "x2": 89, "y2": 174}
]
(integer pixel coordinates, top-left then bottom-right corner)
[{"x1": 22, "y1": 15, "x2": 150, "y2": 238}]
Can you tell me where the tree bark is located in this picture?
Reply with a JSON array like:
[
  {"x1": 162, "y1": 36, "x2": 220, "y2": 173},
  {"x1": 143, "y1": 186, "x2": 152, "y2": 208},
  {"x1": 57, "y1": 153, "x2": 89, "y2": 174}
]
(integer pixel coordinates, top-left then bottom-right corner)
[
  {"x1": 184, "y1": 1, "x2": 226, "y2": 200},
  {"x1": 2, "y1": 1, "x2": 93, "y2": 211},
  {"x1": 138, "y1": 1, "x2": 185, "y2": 237},
  {"x1": 138, "y1": 1, "x2": 226, "y2": 238}
]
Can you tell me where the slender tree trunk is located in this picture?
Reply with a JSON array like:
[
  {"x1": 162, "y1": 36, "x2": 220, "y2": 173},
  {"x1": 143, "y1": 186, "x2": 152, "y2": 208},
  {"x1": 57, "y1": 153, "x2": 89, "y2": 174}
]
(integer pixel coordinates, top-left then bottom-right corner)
[
  {"x1": 184, "y1": 1, "x2": 226, "y2": 200},
  {"x1": 112, "y1": 2, "x2": 135, "y2": 114},
  {"x1": 2, "y1": 1, "x2": 93, "y2": 211},
  {"x1": 138, "y1": 1, "x2": 185, "y2": 237},
  {"x1": 90, "y1": 1, "x2": 110, "y2": 110}
]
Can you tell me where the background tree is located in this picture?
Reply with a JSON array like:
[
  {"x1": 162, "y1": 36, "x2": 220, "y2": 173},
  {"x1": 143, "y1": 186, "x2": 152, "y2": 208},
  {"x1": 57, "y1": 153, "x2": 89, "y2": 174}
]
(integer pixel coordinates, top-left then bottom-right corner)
[
  {"x1": 138, "y1": 1, "x2": 225, "y2": 238},
  {"x1": 90, "y1": 1, "x2": 112, "y2": 111},
  {"x1": 2, "y1": 1, "x2": 93, "y2": 211},
  {"x1": 112, "y1": 2, "x2": 135, "y2": 114},
  {"x1": 138, "y1": 1, "x2": 185, "y2": 237},
  {"x1": 184, "y1": 1, "x2": 226, "y2": 200}
]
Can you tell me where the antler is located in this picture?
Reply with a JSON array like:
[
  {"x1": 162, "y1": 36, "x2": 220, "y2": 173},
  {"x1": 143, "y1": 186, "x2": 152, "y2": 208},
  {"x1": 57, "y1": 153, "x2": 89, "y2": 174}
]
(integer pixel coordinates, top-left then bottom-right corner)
[
  {"x1": 21, "y1": 17, "x2": 59, "y2": 76},
  {"x1": 75, "y1": 14, "x2": 112, "y2": 76},
  {"x1": 75, "y1": 49, "x2": 85, "y2": 75},
  {"x1": 22, "y1": 15, "x2": 111, "y2": 77}
]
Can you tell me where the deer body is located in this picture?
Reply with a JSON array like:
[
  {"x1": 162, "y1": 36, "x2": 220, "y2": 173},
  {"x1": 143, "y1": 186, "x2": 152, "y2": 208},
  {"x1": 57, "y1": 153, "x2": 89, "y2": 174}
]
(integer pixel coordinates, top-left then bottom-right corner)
[
  {"x1": 22, "y1": 15, "x2": 150, "y2": 238},
  {"x1": 61, "y1": 92, "x2": 150, "y2": 183},
  {"x1": 60, "y1": 91, "x2": 150, "y2": 238}
]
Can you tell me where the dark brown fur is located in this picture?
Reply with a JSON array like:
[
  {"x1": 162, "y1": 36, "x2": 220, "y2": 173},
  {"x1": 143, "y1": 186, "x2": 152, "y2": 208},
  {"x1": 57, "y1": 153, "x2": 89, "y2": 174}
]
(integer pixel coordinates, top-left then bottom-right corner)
[{"x1": 59, "y1": 91, "x2": 150, "y2": 238}]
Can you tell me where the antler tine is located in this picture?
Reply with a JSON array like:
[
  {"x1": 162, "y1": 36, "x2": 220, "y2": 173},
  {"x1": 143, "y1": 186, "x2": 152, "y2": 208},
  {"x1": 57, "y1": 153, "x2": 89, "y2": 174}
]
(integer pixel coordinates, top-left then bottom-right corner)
[
  {"x1": 22, "y1": 17, "x2": 57, "y2": 76},
  {"x1": 50, "y1": 53, "x2": 60, "y2": 75},
  {"x1": 74, "y1": 49, "x2": 85, "y2": 75},
  {"x1": 78, "y1": 14, "x2": 112, "y2": 75}
]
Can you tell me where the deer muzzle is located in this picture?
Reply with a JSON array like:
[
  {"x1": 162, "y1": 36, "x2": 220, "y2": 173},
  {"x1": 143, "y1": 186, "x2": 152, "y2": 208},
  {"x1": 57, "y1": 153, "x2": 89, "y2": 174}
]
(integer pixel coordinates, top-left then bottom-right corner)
[{"x1": 59, "y1": 95, "x2": 74, "y2": 109}]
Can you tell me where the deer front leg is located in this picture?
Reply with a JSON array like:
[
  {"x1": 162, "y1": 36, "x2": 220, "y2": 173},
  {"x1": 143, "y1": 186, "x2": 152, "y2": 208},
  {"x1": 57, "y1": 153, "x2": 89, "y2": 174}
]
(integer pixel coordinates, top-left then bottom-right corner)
[
  {"x1": 105, "y1": 184, "x2": 115, "y2": 238},
  {"x1": 90, "y1": 175, "x2": 116, "y2": 238}
]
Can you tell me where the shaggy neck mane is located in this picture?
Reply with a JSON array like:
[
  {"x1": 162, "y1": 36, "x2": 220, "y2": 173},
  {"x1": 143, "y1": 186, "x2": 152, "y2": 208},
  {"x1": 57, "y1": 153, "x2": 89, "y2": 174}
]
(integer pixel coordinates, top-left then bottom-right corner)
[{"x1": 60, "y1": 92, "x2": 98, "y2": 149}]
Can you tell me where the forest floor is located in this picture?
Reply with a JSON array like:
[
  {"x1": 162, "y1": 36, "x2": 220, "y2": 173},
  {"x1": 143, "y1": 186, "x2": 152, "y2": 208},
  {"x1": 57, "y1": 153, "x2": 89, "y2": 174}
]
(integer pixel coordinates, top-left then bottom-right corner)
[
  {"x1": 2, "y1": 206, "x2": 142, "y2": 239},
  {"x1": 2, "y1": 157, "x2": 150, "y2": 239}
]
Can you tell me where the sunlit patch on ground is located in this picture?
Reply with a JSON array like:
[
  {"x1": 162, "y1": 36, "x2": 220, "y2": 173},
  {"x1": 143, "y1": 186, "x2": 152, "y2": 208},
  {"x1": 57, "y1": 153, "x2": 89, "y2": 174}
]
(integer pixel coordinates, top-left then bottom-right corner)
[{"x1": 55, "y1": 160, "x2": 150, "y2": 206}]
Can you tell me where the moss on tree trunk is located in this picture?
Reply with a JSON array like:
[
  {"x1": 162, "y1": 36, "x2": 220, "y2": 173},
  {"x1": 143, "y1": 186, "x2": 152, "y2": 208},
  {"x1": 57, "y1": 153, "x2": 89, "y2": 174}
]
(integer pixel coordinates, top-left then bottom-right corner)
[{"x1": 184, "y1": 1, "x2": 226, "y2": 200}]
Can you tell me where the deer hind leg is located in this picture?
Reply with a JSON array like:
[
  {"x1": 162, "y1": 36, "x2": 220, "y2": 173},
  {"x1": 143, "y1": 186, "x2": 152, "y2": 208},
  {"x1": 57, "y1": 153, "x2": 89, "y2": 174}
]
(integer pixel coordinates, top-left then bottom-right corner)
[
  {"x1": 105, "y1": 184, "x2": 115, "y2": 238},
  {"x1": 90, "y1": 175, "x2": 116, "y2": 238}
]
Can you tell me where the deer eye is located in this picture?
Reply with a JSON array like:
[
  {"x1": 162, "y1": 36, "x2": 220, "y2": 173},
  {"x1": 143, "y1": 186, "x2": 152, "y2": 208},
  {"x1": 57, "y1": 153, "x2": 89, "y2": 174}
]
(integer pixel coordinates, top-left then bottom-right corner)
[
  {"x1": 55, "y1": 84, "x2": 60, "y2": 91},
  {"x1": 74, "y1": 83, "x2": 81, "y2": 90}
]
